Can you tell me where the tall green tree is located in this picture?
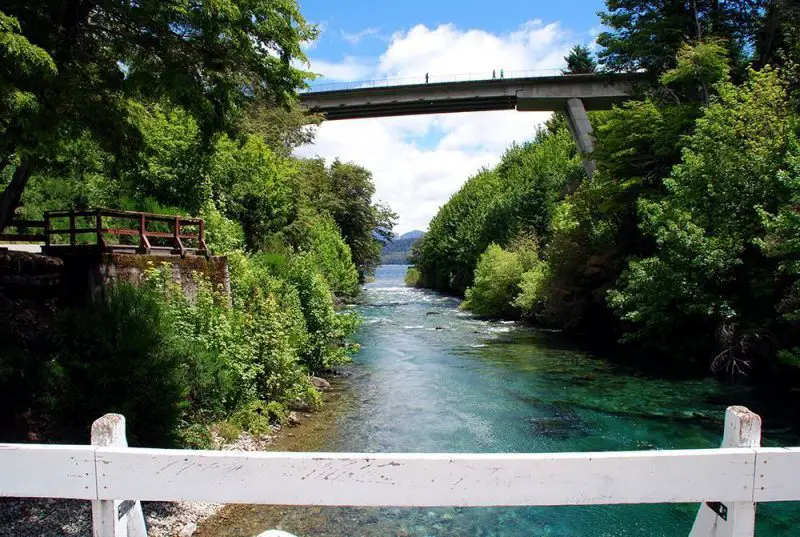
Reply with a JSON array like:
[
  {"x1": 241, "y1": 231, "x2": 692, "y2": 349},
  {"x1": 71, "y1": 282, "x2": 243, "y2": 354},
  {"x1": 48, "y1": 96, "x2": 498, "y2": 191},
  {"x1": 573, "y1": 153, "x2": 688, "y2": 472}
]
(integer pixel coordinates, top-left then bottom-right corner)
[
  {"x1": 597, "y1": 0, "x2": 765, "y2": 76},
  {"x1": 562, "y1": 45, "x2": 597, "y2": 74},
  {"x1": 297, "y1": 159, "x2": 396, "y2": 281},
  {"x1": 0, "y1": 1, "x2": 316, "y2": 230},
  {"x1": 609, "y1": 69, "x2": 797, "y2": 370}
]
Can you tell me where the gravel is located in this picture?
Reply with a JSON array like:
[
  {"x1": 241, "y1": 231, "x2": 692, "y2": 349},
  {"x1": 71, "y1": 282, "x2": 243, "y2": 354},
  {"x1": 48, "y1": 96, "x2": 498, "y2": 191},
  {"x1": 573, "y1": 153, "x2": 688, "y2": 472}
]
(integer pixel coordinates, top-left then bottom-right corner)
[{"x1": 0, "y1": 428, "x2": 281, "y2": 537}]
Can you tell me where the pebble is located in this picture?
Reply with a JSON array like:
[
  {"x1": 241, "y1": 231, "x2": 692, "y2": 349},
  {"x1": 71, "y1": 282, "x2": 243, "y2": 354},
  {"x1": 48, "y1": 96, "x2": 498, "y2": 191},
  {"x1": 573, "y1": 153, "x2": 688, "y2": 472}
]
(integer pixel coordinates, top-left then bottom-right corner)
[
  {"x1": 0, "y1": 498, "x2": 219, "y2": 537},
  {"x1": 179, "y1": 521, "x2": 197, "y2": 537}
]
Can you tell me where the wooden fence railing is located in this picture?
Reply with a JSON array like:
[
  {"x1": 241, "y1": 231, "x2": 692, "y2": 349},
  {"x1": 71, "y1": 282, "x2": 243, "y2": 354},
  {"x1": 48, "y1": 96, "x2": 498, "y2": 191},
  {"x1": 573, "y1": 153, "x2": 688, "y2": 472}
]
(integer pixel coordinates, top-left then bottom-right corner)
[
  {"x1": 0, "y1": 219, "x2": 47, "y2": 243},
  {"x1": 1, "y1": 407, "x2": 797, "y2": 537},
  {"x1": 1, "y1": 209, "x2": 207, "y2": 256}
]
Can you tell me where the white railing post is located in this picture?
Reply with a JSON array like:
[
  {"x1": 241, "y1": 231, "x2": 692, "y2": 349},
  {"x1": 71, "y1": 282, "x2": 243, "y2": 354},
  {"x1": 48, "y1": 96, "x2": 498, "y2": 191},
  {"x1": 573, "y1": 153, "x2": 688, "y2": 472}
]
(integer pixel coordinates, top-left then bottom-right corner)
[
  {"x1": 91, "y1": 414, "x2": 148, "y2": 537},
  {"x1": 689, "y1": 406, "x2": 761, "y2": 537}
]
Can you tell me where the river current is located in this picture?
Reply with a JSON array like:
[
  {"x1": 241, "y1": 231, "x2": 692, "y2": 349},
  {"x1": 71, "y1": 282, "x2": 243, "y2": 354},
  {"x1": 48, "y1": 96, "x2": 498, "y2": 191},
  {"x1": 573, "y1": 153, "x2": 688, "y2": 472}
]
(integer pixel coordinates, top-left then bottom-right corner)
[{"x1": 204, "y1": 264, "x2": 800, "y2": 536}]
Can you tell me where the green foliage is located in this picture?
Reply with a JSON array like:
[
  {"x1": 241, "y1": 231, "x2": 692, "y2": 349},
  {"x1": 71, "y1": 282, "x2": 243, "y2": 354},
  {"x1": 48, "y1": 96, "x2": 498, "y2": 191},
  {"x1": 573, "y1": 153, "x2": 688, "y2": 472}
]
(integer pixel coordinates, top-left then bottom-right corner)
[
  {"x1": 463, "y1": 244, "x2": 525, "y2": 318},
  {"x1": 661, "y1": 41, "x2": 731, "y2": 89},
  {"x1": 293, "y1": 215, "x2": 360, "y2": 299},
  {"x1": 296, "y1": 158, "x2": 397, "y2": 281},
  {"x1": 610, "y1": 68, "x2": 797, "y2": 366},
  {"x1": 414, "y1": 124, "x2": 581, "y2": 295},
  {"x1": 288, "y1": 256, "x2": 361, "y2": 373},
  {"x1": 0, "y1": 0, "x2": 317, "y2": 228},
  {"x1": 405, "y1": 267, "x2": 423, "y2": 287},
  {"x1": 43, "y1": 284, "x2": 187, "y2": 446},
  {"x1": 231, "y1": 400, "x2": 288, "y2": 436},
  {"x1": 214, "y1": 421, "x2": 243, "y2": 443},
  {"x1": 563, "y1": 45, "x2": 597, "y2": 74},
  {"x1": 210, "y1": 135, "x2": 297, "y2": 251},
  {"x1": 201, "y1": 202, "x2": 246, "y2": 254},
  {"x1": 177, "y1": 423, "x2": 214, "y2": 450},
  {"x1": 0, "y1": 11, "x2": 56, "y2": 138},
  {"x1": 597, "y1": 0, "x2": 763, "y2": 76}
]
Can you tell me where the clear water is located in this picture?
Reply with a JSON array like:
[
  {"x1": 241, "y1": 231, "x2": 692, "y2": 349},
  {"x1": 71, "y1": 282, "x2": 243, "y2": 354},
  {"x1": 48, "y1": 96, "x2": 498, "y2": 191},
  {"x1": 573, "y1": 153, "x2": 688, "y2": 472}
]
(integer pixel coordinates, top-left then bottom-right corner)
[{"x1": 204, "y1": 265, "x2": 800, "y2": 536}]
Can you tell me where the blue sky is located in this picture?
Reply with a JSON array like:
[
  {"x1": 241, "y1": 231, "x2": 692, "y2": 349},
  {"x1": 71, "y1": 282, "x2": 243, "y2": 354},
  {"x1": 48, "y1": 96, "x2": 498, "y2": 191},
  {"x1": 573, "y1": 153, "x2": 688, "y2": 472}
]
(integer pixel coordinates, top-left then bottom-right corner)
[{"x1": 294, "y1": 0, "x2": 609, "y2": 232}]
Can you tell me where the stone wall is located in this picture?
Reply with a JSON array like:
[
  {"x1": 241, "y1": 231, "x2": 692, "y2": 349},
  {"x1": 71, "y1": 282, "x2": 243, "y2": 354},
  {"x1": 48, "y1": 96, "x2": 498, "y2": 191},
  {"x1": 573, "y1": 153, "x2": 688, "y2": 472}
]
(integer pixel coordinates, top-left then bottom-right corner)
[{"x1": 0, "y1": 249, "x2": 229, "y2": 305}]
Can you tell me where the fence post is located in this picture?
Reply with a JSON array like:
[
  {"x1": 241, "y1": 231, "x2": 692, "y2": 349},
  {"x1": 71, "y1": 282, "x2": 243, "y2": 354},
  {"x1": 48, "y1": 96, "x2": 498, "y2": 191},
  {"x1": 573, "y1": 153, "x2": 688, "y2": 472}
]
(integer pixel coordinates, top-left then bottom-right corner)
[
  {"x1": 69, "y1": 210, "x2": 76, "y2": 247},
  {"x1": 95, "y1": 209, "x2": 106, "y2": 249},
  {"x1": 91, "y1": 414, "x2": 148, "y2": 537},
  {"x1": 139, "y1": 214, "x2": 151, "y2": 254},
  {"x1": 688, "y1": 406, "x2": 761, "y2": 537},
  {"x1": 44, "y1": 212, "x2": 51, "y2": 248}
]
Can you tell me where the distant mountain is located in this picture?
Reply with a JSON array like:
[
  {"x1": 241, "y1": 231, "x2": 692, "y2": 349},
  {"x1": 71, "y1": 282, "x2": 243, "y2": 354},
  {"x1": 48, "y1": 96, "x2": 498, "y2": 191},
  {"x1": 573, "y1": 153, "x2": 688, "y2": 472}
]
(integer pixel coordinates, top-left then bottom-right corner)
[
  {"x1": 399, "y1": 230, "x2": 425, "y2": 240},
  {"x1": 381, "y1": 230, "x2": 425, "y2": 265}
]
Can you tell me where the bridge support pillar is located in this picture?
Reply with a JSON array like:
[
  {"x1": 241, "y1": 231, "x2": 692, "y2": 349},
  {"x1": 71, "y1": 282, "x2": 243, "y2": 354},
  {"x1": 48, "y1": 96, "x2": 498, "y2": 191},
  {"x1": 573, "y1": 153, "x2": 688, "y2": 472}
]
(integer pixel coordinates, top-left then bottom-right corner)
[{"x1": 563, "y1": 98, "x2": 596, "y2": 178}]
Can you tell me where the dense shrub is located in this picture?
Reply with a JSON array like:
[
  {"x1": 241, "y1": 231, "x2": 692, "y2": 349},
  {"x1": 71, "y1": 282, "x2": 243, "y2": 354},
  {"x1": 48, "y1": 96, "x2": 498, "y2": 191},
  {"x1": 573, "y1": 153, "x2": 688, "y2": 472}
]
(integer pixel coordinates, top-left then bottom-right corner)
[
  {"x1": 42, "y1": 284, "x2": 187, "y2": 446},
  {"x1": 463, "y1": 244, "x2": 525, "y2": 318},
  {"x1": 288, "y1": 256, "x2": 360, "y2": 373}
]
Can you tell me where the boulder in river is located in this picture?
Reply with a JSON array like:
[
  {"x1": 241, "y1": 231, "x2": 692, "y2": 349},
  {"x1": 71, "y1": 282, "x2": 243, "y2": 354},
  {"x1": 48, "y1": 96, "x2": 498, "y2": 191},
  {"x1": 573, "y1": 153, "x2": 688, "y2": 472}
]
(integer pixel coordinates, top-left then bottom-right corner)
[{"x1": 310, "y1": 376, "x2": 331, "y2": 390}]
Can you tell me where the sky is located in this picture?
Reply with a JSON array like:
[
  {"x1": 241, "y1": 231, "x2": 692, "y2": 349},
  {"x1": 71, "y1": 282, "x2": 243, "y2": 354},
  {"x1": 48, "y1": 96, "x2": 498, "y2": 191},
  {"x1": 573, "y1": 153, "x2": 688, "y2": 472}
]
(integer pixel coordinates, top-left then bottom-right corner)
[{"x1": 294, "y1": 0, "x2": 608, "y2": 233}]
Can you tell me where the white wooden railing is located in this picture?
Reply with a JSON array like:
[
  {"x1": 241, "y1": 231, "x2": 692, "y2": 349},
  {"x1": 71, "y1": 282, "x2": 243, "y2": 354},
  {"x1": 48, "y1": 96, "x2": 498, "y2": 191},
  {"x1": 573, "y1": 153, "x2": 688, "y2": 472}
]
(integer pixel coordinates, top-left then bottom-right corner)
[{"x1": 1, "y1": 406, "x2": 798, "y2": 537}]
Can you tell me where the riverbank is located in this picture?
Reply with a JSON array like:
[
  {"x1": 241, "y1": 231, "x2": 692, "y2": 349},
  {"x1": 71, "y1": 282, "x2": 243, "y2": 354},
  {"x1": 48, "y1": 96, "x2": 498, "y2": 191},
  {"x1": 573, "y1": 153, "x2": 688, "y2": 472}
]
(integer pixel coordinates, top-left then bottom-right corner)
[{"x1": 0, "y1": 375, "x2": 349, "y2": 537}]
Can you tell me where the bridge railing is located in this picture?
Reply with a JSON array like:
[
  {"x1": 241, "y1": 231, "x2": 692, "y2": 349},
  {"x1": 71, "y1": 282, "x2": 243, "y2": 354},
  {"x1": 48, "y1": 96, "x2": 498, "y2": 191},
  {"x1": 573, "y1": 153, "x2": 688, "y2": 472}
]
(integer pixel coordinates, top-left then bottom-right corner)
[
  {"x1": 0, "y1": 219, "x2": 47, "y2": 243},
  {"x1": 302, "y1": 68, "x2": 565, "y2": 93},
  {"x1": 41, "y1": 208, "x2": 207, "y2": 256},
  {"x1": 1, "y1": 407, "x2": 797, "y2": 537}
]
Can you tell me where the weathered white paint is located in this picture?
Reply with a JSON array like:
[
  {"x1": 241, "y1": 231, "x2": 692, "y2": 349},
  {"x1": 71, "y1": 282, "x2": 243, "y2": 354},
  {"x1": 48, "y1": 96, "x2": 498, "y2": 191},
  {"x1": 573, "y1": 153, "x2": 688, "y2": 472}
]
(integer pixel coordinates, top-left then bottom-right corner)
[
  {"x1": 753, "y1": 447, "x2": 800, "y2": 502},
  {"x1": 91, "y1": 447, "x2": 758, "y2": 507},
  {"x1": 0, "y1": 444, "x2": 95, "y2": 499},
  {"x1": 5, "y1": 445, "x2": 798, "y2": 507},
  {"x1": 91, "y1": 414, "x2": 147, "y2": 537},
  {"x1": 2, "y1": 406, "x2": 800, "y2": 537},
  {"x1": 690, "y1": 406, "x2": 761, "y2": 537},
  {"x1": 256, "y1": 531, "x2": 299, "y2": 537}
]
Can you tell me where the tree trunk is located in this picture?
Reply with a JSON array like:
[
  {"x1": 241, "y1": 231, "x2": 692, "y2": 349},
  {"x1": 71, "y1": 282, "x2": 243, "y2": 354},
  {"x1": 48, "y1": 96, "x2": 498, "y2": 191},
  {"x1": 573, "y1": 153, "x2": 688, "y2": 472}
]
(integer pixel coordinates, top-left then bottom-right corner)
[{"x1": 0, "y1": 159, "x2": 31, "y2": 232}]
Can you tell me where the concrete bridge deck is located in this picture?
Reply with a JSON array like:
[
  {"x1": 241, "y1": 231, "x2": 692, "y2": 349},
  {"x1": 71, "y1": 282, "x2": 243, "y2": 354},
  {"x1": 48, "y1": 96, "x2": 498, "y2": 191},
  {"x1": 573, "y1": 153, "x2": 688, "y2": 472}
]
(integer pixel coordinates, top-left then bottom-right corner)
[{"x1": 299, "y1": 72, "x2": 648, "y2": 120}]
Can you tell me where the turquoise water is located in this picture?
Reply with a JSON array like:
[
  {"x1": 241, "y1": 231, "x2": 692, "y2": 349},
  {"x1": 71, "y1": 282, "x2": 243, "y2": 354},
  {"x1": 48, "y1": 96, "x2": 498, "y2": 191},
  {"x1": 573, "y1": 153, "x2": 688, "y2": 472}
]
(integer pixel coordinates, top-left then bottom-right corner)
[{"x1": 215, "y1": 265, "x2": 800, "y2": 536}]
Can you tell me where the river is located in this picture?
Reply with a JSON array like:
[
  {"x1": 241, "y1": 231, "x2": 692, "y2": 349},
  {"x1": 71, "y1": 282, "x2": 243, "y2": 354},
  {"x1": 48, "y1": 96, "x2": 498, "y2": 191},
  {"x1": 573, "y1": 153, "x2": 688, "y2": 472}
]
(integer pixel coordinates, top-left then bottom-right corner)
[{"x1": 200, "y1": 264, "x2": 800, "y2": 536}]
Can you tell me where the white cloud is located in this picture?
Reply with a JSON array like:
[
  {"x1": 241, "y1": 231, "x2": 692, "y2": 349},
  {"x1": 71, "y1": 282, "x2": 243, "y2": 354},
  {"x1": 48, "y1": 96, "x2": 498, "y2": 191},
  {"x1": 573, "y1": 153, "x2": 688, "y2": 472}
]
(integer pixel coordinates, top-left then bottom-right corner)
[
  {"x1": 341, "y1": 27, "x2": 383, "y2": 45},
  {"x1": 299, "y1": 20, "x2": 573, "y2": 233},
  {"x1": 309, "y1": 56, "x2": 375, "y2": 81}
]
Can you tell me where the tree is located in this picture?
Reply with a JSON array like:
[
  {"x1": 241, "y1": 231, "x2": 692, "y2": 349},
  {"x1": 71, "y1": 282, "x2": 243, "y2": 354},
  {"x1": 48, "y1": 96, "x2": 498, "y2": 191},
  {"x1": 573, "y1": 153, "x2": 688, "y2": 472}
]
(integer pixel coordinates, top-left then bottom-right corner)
[
  {"x1": 296, "y1": 158, "x2": 396, "y2": 281},
  {"x1": 0, "y1": 1, "x2": 316, "y2": 230},
  {"x1": 609, "y1": 69, "x2": 796, "y2": 370},
  {"x1": 562, "y1": 45, "x2": 597, "y2": 74},
  {"x1": 596, "y1": 0, "x2": 765, "y2": 76}
]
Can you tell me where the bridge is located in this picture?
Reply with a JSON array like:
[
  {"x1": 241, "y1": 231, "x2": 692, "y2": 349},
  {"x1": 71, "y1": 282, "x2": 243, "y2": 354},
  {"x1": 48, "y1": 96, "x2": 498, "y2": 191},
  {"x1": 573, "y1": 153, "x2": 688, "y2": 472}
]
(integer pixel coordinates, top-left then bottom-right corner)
[{"x1": 299, "y1": 72, "x2": 649, "y2": 176}]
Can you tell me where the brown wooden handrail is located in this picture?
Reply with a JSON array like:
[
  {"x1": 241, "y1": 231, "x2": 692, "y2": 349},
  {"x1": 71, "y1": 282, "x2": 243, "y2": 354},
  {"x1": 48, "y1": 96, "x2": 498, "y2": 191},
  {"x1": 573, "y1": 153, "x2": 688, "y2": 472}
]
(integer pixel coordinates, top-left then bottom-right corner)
[{"x1": 12, "y1": 209, "x2": 210, "y2": 255}]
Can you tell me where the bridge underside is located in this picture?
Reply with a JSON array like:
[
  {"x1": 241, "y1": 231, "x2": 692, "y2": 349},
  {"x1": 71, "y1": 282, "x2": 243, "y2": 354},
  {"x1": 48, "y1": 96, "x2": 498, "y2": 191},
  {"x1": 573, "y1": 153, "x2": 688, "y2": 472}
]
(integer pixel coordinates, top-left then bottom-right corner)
[
  {"x1": 300, "y1": 73, "x2": 646, "y2": 121},
  {"x1": 300, "y1": 73, "x2": 648, "y2": 177},
  {"x1": 319, "y1": 95, "x2": 517, "y2": 120}
]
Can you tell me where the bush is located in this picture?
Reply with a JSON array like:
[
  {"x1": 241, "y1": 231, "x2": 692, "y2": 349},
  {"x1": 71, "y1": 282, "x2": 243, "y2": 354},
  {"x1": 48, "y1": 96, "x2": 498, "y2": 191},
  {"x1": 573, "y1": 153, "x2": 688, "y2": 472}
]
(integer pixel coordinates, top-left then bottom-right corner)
[
  {"x1": 178, "y1": 423, "x2": 214, "y2": 449},
  {"x1": 42, "y1": 284, "x2": 187, "y2": 446},
  {"x1": 405, "y1": 267, "x2": 422, "y2": 287},
  {"x1": 231, "y1": 400, "x2": 288, "y2": 436},
  {"x1": 463, "y1": 244, "x2": 525, "y2": 318},
  {"x1": 288, "y1": 256, "x2": 360, "y2": 373},
  {"x1": 213, "y1": 420, "x2": 243, "y2": 443}
]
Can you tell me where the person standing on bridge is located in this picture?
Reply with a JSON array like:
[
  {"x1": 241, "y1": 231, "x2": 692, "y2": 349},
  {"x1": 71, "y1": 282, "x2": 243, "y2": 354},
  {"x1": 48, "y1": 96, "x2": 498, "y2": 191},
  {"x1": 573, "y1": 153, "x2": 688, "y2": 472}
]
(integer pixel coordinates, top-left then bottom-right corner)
[
  {"x1": 500, "y1": 69, "x2": 504, "y2": 79},
  {"x1": 425, "y1": 73, "x2": 429, "y2": 83},
  {"x1": 492, "y1": 69, "x2": 496, "y2": 79}
]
